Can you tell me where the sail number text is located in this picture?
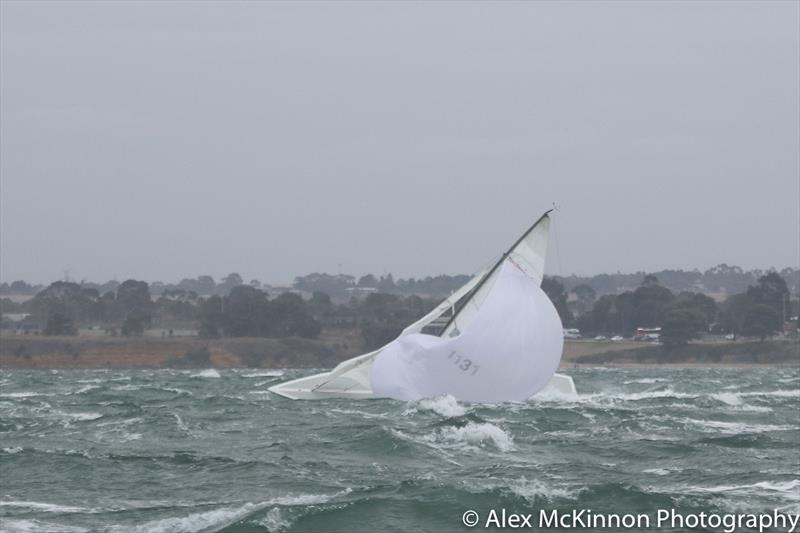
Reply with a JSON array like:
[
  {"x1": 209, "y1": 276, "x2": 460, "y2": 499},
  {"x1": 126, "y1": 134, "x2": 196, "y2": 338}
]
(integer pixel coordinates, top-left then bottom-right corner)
[{"x1": 447, "y1": 351, "x2": 480, "y2": 376}]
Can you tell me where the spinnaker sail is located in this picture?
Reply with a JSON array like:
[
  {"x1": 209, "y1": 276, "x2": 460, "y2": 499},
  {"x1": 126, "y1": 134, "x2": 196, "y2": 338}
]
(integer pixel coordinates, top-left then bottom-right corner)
[{"x1": 268, "y1": 211, "x2": 575, "y2": 401}]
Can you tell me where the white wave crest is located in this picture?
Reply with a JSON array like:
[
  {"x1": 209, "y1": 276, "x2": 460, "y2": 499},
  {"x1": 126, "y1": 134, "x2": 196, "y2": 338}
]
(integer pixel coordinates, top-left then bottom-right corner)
[
  {"x1": 242, "y1": 371, "x2": 284, "y2": 378},
  {"x1": 0, "y1": 518, "x2": 89, "y2": 532},
  {"x1": 0, "y1": 501, "x2": 92, "y2": 513},
  {"x1": 508, "y1": 479, "x2": 581, "y2": 502},
  {"x1": 684, "y1": 479, "x2": 799, "y2": 500},
  {"x1": 438, "y1": 422, "x2": 513, "y2": 452},
  {"x1": 115, "y1": 490, "x2": 351, "y2": 533},
  {"x1": 192, "y1": 369, "x2": 221, "y2": 378},
  {"x1": 113, "y1": 502, "x2": 262, "y2": 533},
  {"x1": 711, "y1": 392, "x2": 743, "y2": 406},
  {"x1": 2, "y1": 446, "x2": 23, "y2": 454},
  {"x1": 0, "y1": 392, "x2": 45, "y2": 399},
  {"x1": 692, "y1": 419, "x2": 794, "y2": 434},
  {"x1": 413, "y1": 395, "x2": 466, "y2": 417}
]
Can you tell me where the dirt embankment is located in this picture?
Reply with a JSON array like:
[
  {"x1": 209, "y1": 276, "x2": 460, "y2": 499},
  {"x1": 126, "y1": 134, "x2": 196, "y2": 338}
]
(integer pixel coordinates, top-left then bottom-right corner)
[
  {"x1": 0, "y1": 335, "x2": 346, "y2": 369},
  {"x1": 0, "y1": 334, "x2": 797, "y2": 369}
]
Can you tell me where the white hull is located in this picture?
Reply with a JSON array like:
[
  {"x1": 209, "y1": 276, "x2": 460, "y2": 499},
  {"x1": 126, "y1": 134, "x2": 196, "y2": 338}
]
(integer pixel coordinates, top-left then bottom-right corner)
[{"x1": 268, "y1": 368, "x2": 577, "y2": 400}]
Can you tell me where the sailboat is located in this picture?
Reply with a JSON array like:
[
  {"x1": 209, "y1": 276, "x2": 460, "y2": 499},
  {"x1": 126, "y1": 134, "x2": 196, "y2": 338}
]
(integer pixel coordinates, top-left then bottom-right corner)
[{"x1": 269, "y1": 210, "x2": 577, "y2": 402}]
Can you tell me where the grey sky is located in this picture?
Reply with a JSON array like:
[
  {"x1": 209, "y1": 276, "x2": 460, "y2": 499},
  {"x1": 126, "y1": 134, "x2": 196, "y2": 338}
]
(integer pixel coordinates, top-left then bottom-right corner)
[{"x1": 1, "y1": 1, "x2": 798, "y2": 285}]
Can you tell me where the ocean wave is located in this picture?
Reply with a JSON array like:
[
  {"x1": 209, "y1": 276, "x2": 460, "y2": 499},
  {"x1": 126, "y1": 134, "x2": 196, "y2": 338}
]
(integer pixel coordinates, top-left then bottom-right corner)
[
  {"x1": 623, "y1": 378, "x2": 670, "y2": 385},
  {"x1": 0, "y1": 501, "x2": 93, "y2": 514},
  {"x1": 507, "y1": 478, "x2": 583, "y2": 502},
  {"x1": 682, "y1": 479, "x2": 800, "y2": 500},
  {"x1": 679, "y1": 417, "x2": 796, "y2": 434},
  {"x1": 113, "y1": 490, "x2": 352, "y2": 533},
  {"x1": 72, "y1": 385, "x2": 101, "y2": 395},
  {"x1": 642, "y1": 468, "x2": 671, "y2": 476},
  {"x1": 437, "y1": 422, "x2": 513, "y2": 451},
  {"x1": 0, "y1": 518, "x2": 89, "y2": 532},
  {"x1": 242, "y1": 371, "x2": 284, "y2": 378},
  {"x1": 192, "y1": 369, "x2": 221, "y2": 378},
  {"x1": 2, "y1": 446, "x2": 23, "y2": 454},
  {"x1": 54, "y1": 411, "x2": 103, "y2": 422},
  {"x1": 407, "y1": 395, "x2": 466, "y2": 417},
  {"x1": 0, "y1": 392, "x2": 48, "y2": 399},
  {"x1": 112, "y1": 502, "x2": 263, "y2": 533}
]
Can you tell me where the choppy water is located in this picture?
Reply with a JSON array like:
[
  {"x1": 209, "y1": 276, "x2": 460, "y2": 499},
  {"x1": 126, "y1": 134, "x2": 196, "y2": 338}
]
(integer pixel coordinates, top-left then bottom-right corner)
[{"x1": 0, "y1": 367, "x2": 798, "y2": 532}]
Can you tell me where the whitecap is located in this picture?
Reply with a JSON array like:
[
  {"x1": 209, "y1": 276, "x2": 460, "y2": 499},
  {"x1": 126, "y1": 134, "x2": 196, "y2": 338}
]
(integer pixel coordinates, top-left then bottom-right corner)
[
  {"x1": 0, "y1": 501, "x2": 92, "y2": 513},
  {"x1": 623, "y1": 378, "x2": 669, "y2": 385},
  {"x1": 410, "y1": 395, "x2": 466, "y2": 417},
  {"x1": 711, "y1": 392, "x2": 743, "y2": 406},
  {"x1": 242, "y1": 371, "x2": 284, "y2": 378},
  {"x1": 0, "y1": 518, "x2": 89, "y2": 532},
  {"x1": 683, "y1": 479, "x2": 799, "y2": 499},
  {"x1": 739, "y1": 389, "x2": 799, "y2": 398},
  {"x1": 690, "y1": 418, "x2": 794, "y2": 434},
  {"x1": 438, "y1": 422, "x2": 513, "y2": 451},
  {"x1": 60, "y1": 412, "x2": 102, "y2": 422},
  {"x1": 112, "y1": 502, "x2": 263, "y2": 533},
  {"x1": 0, "y1": 392, "x2": 45, "y2": 399},
  {"x1": 642, "y1": 468, "x2": 670, "y2": 476},
  {"x1": 2, "y1": 446, "x2": 23, "y2": 454},
  {"x1": 115, "y1": 490, "x2": 351, "y2": 533},
  {"x1": 192, "y1": 369, "x2": 221, "y2": 378},
  {"x1": 508, "y1": 479, "x2": 581, "y2": 502}
]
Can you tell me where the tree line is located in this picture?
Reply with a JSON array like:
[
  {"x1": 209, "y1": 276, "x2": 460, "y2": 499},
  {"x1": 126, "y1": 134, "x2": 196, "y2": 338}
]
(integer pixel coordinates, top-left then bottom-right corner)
[
  {"x1": 2, "y1": 269, "x2": 795, "y2": 349},
  {"x1": 541, "y1": 272, "x2": 794, "y2": 347},
  {"x1": 2, "y1": 263, "x2": 797, "y2": 301}
]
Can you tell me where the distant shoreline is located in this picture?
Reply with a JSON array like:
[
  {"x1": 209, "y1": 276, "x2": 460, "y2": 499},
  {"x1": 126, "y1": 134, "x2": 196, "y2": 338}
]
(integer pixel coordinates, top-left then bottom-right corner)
[{"x1": 1, "y1": 334, "x2": 797, "y2": 370}]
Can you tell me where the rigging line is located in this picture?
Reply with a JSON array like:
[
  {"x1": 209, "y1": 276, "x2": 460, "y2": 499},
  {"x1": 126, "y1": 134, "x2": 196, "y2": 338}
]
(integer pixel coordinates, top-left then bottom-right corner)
[{"x1": 551, "y1": 208, "x2": 564, "y2": 279}]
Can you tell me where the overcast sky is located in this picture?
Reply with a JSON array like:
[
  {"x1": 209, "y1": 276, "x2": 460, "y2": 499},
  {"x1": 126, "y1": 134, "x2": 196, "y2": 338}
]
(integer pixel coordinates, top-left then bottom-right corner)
[{"x1": 1, "y1": 1, "x2": 798, "y2": 285}]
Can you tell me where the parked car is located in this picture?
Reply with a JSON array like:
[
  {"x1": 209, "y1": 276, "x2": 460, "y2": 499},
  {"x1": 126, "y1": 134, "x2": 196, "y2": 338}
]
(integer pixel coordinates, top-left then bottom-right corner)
[
  {"x1": 611, "y1": 335, "x2": 624, "y2": 342},
  {"x1": 594, "y1": 335, "x2": 607, "y2": 341}
]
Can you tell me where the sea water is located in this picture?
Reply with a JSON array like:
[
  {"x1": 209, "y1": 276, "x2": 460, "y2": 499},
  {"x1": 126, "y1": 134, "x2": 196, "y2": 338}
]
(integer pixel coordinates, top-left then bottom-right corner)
[{"x1": 0, "y1": 367, "x2": 798, "y2": 532}]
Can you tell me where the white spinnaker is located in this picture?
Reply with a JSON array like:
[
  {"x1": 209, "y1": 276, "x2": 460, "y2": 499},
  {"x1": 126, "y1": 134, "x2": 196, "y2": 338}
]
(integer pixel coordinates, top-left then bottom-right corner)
[
  {"x1": 268, "y1": 211, "x2": 569, "y2": 400},
  {"x1": 370, "y1": 260, "x2": 564, "y2": 402}
]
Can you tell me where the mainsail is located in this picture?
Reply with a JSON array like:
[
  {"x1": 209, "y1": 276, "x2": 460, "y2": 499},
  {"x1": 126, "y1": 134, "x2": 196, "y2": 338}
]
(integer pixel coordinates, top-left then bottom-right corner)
[{"x1": 268, "y1": 211, "x2": 576, "y2": 401}]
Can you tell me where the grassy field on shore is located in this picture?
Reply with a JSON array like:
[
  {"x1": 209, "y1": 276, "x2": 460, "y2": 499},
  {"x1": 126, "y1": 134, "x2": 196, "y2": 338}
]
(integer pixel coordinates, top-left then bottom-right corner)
[{"x1": 1, "y1": 332, "x2": 797, "y2": 369}]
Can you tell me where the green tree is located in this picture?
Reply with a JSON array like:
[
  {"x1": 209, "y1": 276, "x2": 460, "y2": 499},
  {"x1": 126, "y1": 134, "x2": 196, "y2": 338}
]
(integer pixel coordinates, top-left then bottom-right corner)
[
  {"x1": 719, "y1": 293, "x2": 753, "y2": 338},
  {"x1": 357, "y1": 274, "x2": 378, "y2": 288},
  {"x1": 219, "y1": 273, "x2": 244, "y2": 294},
  {"x1": 747, "y1": 272, "x2": 789, "y2": 322},
  {"x1": 668, "y1": 291, "x2": 718, "y2": 330},
  {"x1": 116, "y1": 280, "x2": 152, "y2": 332},
  {"x1": 29, "y1": 281, "x2": 101, "y2": 324},
  {"x1": 571, "y1": 284, "x2": 596, "y2": 316},
  {"x1": 660, "y1": 308, "x2": 705, "y2": 348},
  {"x1": 198, "y1": 295, "x2": 224, "y2": 338},
  {"x1": 121, "y1": 309, "x2": 149, "y2": 336},
  {"x1": 43, "y1": 310, "x2": 77, "y2": 336},
  {"x1": 223, "y1": 285, "x2": 269, "y2": 336},
  {"x1": 631, "y1": 278, "x2": 673, "y2": 331},
  {"x1": 741, "y1": 304, "x2": 781, "y2": 341}
]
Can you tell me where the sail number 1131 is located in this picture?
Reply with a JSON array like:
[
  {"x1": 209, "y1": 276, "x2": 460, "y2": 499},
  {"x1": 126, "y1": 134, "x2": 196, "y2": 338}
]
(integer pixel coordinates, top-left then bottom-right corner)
[{"x1": 447, "y1": 351, "x2": 480, "y2": 376}]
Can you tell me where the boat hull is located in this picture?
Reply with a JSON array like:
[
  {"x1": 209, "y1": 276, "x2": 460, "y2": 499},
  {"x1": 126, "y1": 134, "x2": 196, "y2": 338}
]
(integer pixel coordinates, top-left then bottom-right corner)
[{"x1": 268, "y1": 370, "x2": 577, "y2": 400}]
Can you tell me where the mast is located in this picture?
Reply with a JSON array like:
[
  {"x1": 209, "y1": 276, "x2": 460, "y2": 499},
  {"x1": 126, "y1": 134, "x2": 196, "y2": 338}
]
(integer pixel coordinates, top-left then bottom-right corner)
[{"x1": 438, "y1": 209, "x2": 553, "y2": 336}]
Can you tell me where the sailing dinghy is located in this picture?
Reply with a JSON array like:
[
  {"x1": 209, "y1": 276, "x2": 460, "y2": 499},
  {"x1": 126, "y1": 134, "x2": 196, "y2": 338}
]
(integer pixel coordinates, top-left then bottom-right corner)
[{"x1": 269, "y1": 210, "x2": 577, "y2": 402}]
